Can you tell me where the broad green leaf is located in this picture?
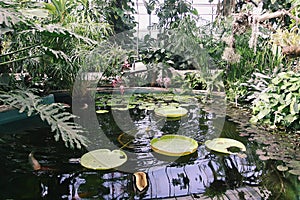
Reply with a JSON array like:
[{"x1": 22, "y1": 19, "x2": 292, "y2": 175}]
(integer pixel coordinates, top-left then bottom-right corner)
[
  {"x1": 290, "y1": 98, "x2": 299, "y2": 115},
  {"x1": 286, "y1": 92, "x2": 292, "y2": 101},
  {"x1": 289, "y1": 83, "x2": 300, "y2": 91},
  {"x1": 256, "y1": 108, "x2": 270, "y2": 120},
  {"x1": 20, "y1": 8, "x2": 49, "y2": 18},
  {"x1": 249, "y1": 116, "x2": 258, "y2": 124},
  {"x1": 271, "y1": 77, "x2": 281, "y2": 85},
  {"x1": 284, "y1": 114, "x2": 297, "y2": 124},
  {"x1": 259, "y1": 93, "x2": 270, "y2": 102},
  {"x1": 289, "y1": 77, "x2": 300, "y2": 82},
  {"x1": 253, "y1": 72, "x2": 271, "y2": 79},
  {"x1": 278, "y1": 104, "x2": 287, "y2": 112},
  {"x1": 279, "y1": 94, "x2": 285, "y2": 104}
]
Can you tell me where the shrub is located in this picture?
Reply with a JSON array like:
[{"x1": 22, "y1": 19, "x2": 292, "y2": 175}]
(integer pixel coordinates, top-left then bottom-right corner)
[{"x1": 250, "y1": 71, "x2": 300, "y2": 130}]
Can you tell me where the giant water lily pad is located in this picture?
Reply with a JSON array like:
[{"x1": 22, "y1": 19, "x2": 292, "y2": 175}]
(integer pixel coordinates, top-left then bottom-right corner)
[
  {"x1": 96, "y1": 110, "x2": 109, "y2": 114},
  {"x1": 150, "y1": 134, "x2": 198, "y2": 156},
  {"x1": 205, "y1": 138, "x2": 246, "y2": 155},
  {"x1": 80, "y1": 149, "x2": 127, "y2": 170},
  {"x1": 154, "y1": 106, "x2": 188, "y2": 118}
]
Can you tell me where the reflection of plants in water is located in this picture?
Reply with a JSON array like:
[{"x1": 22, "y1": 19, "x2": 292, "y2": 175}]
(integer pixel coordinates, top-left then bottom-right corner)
[
  {"x1": 203, "y1": 158, "x2": 227, "y2": 198},
  {"x1": 203, "y1": 151, "x2": 264, "y2": 199},
  {"x1": 203, "y1": 179, "x2": 227, "y2": 198},
  {"x1": 171, "y1": 173, "x2": 190, "y2": 190},
  {"x1": 226, "y1": 106, "x2": 300, "y2": 180},
  {"x1": 251, "y1": 131, "x2": 300, "y2": 180},
  {"x1": 223, "y1": 156, "x2": 243, "y2": 189},
  {"x1": 261, "y1": 160, "x2": 300, "y2": 200}
]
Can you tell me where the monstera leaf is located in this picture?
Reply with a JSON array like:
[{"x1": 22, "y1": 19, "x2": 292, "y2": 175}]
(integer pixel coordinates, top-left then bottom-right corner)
[
  {"x1": 150, "y1": 134, "x2": 198, "y2": 156},
  {"x1": 80, "y1": 149, "x2": 127, "y2": 170},
  {"x1": 205, "y1": 138, "x2": 246, "y2": 155}
]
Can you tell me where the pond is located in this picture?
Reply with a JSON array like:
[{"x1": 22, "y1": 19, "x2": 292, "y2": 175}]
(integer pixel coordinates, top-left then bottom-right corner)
[{"x1": 0, "y1": 91, "x2": 299, "y2": 200}]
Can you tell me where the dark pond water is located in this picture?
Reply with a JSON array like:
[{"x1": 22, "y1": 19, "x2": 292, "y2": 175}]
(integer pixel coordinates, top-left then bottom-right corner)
[{"x1": 0, "y1": 93, "x2": 299, "y2": 200}]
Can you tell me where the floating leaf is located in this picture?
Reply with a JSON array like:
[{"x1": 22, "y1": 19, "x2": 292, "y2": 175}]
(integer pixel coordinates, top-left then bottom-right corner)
[
  {"x1": 150, "y1": 134, "x2": 198, "y2": 156},
  {"x1": 205, "y1": 138, "x2": 246, "y2": 155},
  {"x1": 154, "y1": 106, "x2": 188, "y2": 118},
  {"x1": 96, "y1": 110, "x2": 109, "y2": 114},
  {"x1": 139, "y1": 102, "x2": 156, "y2": 110},
  {"x1": 277, "y1": 165, "x2": 289, "y2": 171},
  {"x1": 288, "y1": 169, "x2": 300, "y2": 176},
  {"x1": 258, "y1": 155, "x2": 270, "y2": 161},
  {"x1": 111, "y1": 107, "x2": 129, "y2": 111},
  {"x1": 80, "y1": 149, "x2": 127, "y2": 170}
]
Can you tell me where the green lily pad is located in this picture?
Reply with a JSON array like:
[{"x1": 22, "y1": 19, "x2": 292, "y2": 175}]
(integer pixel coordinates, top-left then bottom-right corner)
[
  {"x1": 111, "y1": 107, "x2": 129, "y2": 111},
  {"x1": 80, "y1": 149, "x2": 127, "y2": 170},
  {"x1": 150, "y1": 134, "x2": 198, "y2": 156},
  {"x1": 277, "y1": 165, "x2": 289, "y2": 171},
  {"x1": 168, "y1": 102, "x2": 180, "y2": 107},
  {"x1": 173, "y1": 95, "x2": 196, "y2": 103},
  {"x1": 96, "y1": 110, "x2": 109, "y2": 114},
  {"x1": 95, "y1": 101, "x2": 105, "y2": 107},
  {"x1": 154, "y1": 106, "x2": 188, "y2": 118},
  {"x1": 139, "y1": 103, "x2": 157, "y2": 110},
  {"x1": 205, "y1": 138, "x2": 246, "y2": 155},
  {"x1": 288, "y1": 169, "x2": 300, "y2": 176}
]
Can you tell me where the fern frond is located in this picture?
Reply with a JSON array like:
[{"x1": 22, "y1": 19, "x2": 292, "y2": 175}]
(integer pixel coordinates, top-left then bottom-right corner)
[{"x1": 0, "y1": 89, "x2": 88, "y2": 149}]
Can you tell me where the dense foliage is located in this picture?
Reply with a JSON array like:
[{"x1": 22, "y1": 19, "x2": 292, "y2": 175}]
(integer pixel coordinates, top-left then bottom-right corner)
[
  {"x1": 250, "y1": 71, "x2": 300, "y2": 130},
  {"x1": 0, "y1": 0, "x2": 136, "y2": 148},
  {"x1": 0, "y1": 0, "x2": 299, "y2": 142}
]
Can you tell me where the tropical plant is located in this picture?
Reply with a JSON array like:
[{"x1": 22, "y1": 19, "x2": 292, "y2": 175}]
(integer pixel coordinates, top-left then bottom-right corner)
[
  {"x1": 101, "y1": 0, "x2": 136, "y2": 34},
  {"x1": 0, "y1": 1, "x2": 98, "y2": 91},
  {"x1": 44, "y1": 0, "x2": 70, "y2": 23},
  {"x1": 155, "y1": 0, "x2": 198, "y2": 29},
  {"x1": 140, "y1": 15, "x2": 211, "y2": 88},
  {"x1": 270, "y1": 27, "x2": 300, "y2": 71},
  {"x1": 0, "y1": 89, "x2": 88, "y2": 148},
  {"x1": 181, "y1": 72, "x2": 207, "y2": 90},
  {"x1": 0, "y1": 0, "x2": 110, "y2": 149},
  {"x1": 250, "y1": 71, "x2": 300, "y2": 130}
]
